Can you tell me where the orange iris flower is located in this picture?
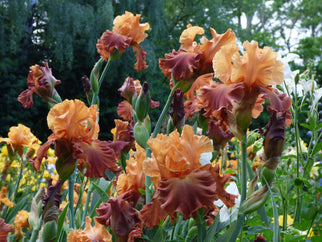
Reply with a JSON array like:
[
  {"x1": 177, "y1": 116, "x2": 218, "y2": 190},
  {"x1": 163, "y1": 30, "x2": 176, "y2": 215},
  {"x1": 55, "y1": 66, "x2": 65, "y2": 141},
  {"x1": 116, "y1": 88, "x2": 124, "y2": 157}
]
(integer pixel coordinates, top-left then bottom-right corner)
[
  {"x1": 96, "y1": 11, "x2": 150, "y2": 71},
  {"x1": 31, "y1": 99, "x2": 128, "y2": 181},
  {"x1": 0, "y1": 124, "x2": 38, "y2": 157},
  {"x1": 141, "y1": 125, "x2": 236, "y2": 227},
  {"x1": 159, "y1": 24, "x2": 235, "y2": 95},
  {"x1": 67, "y1": 217, "x2": 112, "y2": 242}
]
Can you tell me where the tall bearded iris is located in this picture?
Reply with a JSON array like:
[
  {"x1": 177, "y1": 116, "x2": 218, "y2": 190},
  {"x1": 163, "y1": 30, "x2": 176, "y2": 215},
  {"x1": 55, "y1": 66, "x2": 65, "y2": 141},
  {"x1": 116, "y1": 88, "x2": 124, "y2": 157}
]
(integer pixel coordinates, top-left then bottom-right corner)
[{"x1": 31, "y1": 99, "x2": 128, "y2": 181}]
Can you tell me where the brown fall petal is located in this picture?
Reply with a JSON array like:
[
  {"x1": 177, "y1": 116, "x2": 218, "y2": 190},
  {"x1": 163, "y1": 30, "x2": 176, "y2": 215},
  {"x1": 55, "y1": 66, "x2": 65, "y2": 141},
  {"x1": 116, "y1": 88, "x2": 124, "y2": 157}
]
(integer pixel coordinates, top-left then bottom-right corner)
[
  {"x1": 133, "y1": 45, "x2": 148, "y2": 71},
  {"x1": 0, "y1": 218, "x2": 14, "y2": 241},
  {"x1": 140, "y1": 199, "x2": 168, "y2": 228},
  {"x1": 155, "y1": 169, "x2": 217, "y2": 220},
  {"x1": 95, "y1": 191, "x2": 141, "y2": 241},
  {"x1": 42, "y1": 179, "x2": 62, "y2": 223},
  {"x1": 117, "y1": 100, "x2": 133, "y2": 121}
]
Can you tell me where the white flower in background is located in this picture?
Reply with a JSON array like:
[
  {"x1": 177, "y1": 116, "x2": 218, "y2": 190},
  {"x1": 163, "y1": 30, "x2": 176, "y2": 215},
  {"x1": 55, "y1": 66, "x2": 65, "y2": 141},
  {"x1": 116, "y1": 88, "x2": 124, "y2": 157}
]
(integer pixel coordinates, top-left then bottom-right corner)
[
  {"x1": 280, "y1": 53, "x2": 301, "y2": 96},
  {"x1": 214, "y1": 182, "x2": 241, "y2": 223},
  {"x1": 310, "y1": 162, "x2": 320, "y2": 178},
  {"x1": 199, "y1": 151, "x2": 213, "y2": 166}
]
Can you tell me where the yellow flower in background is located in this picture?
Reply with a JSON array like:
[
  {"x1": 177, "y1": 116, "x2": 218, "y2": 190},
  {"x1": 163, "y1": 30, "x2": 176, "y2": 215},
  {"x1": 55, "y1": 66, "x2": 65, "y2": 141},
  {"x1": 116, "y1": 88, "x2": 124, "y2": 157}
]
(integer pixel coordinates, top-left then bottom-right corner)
[
  {"x1": 273, "y1": 214, "x2": 294, "y2": 226},
  {"x1": 0, "y1": 187, "x2": 14, "y2": 208},
  {"x1": 14, "y1": 210, "x2": 29, "y2": 239}
]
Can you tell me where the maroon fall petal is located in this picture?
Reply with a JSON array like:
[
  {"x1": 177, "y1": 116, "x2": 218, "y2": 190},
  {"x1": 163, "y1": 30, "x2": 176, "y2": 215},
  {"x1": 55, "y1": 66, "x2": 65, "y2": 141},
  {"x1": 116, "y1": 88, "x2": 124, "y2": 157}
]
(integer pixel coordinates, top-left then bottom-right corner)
[
  {"x1": 159, "y1": 49, "x2": 202, "y2": 81},
  {"x1": 140, "y1": 199, "x2": 168, "y2": 229},
  {"x1": 156, "y1": 169, "x2": 217, "y2": 220},
  {"x1": 133, "y1": 45, "x2": 148, "y2": 71}
]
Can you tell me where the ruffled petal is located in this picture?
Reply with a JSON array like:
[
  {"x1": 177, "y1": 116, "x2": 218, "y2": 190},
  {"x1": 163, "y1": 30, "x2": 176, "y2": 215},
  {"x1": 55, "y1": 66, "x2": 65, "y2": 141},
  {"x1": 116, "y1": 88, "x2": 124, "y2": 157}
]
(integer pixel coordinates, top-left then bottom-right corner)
[
  {"x1": 113, "y1": 11, "x2": 149, "y2": 44},
  {"x1": 96, "y1": 30, "x2": 131, "y2": 61},
  {"x1": 179, "y1": 24, "x2": 205, "y2": 52},
  {"x1": 133, "y1": 45, "x2": 148, "y2": 71},
  {"x1": 208, "y1": 164, "x2": 237, "y2": 208},
  {"x1": 96, "y1": 191, "x2": 141, "y2": 241},
  {"x1": 199, "y1": 82, "x2": 245, "y2": 117},
  {"x1": 67, "y1": 217, "x2": 112, "y2": 242},
  {"x1": 185, "y1": 73, "x2": 213, "y2": 99},
  {"x1": 199, "y1": 28, "x2": 236, "y2": 74},
  {"x1": 117, "y1": 100, "x2": 133, "y2": 121},
  {"x1": 231, "y1": 41, "x2": 284, "y2": 87},
  {"x1": 159, "y1": 49, "x2": 201, "y2": 81},
  {"x1": 140, "y1": 199, "x2": 168, "y2": 228},
  {"x1": 73, "y1": 140, "x2": 122, "y2": 178},
  {"x1": 156, "y1": 169, "x2": 217, "y2": 219},
  {"x1": 213, "y1": 44, "x2": 240, "y2": 83}
]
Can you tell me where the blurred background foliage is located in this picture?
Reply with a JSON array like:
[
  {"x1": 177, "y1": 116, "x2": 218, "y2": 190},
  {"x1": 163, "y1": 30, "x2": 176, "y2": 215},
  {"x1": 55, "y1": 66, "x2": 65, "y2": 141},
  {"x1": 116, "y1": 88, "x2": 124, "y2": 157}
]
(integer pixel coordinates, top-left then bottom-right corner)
[{"x1": 0, "y1": 0, "x2": 321, "y2": 142}]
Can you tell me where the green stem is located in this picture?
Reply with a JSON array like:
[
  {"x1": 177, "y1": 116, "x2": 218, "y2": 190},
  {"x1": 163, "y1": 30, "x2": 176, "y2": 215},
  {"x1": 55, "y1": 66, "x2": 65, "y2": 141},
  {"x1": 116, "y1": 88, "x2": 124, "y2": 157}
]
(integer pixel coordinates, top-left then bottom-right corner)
[
  {"x1": 144, "y1": 82, "x2": 181, "y2": 203},
  {"x1": 91, "y1": 58, "x2": 111, "y2": 106},
  {"x1": 12, "y1": 157, "x2": 25, "y2": 202},
  {"x1": 230, "y1": 134, "x2": 247, "y2": 241},
  {"x1": 68, "y1": 168, "x2": 77, "y2": 229}
]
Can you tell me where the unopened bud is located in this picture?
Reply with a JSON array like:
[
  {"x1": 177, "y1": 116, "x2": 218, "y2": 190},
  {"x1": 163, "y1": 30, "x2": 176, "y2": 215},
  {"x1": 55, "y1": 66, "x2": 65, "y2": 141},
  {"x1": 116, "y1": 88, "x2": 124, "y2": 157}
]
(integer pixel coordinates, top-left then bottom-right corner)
[
  {"x1": 42, "y1": 220, "x2": 57, "y2": 242},
  {"x1": 239, "y1": 186, "x2": 268, "y2": 215},
  {"x1": 135, "y1": 82, "x2": 150, "y2": 122},
  {"x1": 169, "y1": 89, "x2": 185, "y2": 132},
  {"x1": 134, "y1": 121, "x2": 150, "y2": 149}
]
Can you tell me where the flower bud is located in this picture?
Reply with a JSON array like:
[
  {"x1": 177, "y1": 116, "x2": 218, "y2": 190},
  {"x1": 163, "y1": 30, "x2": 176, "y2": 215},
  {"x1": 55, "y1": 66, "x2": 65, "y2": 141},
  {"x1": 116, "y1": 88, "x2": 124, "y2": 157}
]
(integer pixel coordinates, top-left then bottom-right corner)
[
  {"x1": 134, "y1": 121, "x2": 150, "y2": 149},
  {"x1": 169, "y1": 89, "x2": 185, "y2": 132},
  {"x1": 135, "y1": 82, "x2": 150, "y2": 122},
  {"x1": 239, "y1": 186, "x2": 268, "y2": 215},
  {"x1": 42, "y1": 220, "x2": 57, "y2": 242}
]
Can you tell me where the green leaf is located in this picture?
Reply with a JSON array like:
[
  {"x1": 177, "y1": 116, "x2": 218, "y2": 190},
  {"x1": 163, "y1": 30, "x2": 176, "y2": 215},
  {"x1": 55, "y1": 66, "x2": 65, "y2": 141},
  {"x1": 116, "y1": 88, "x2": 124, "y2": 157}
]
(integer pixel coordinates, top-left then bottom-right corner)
[
  {"x1": 312, "y1": 142, "x2": 322, "y2": 156},
  {"x1": 205, "y1": 213, "x2": 220, "y2": 241},
  {"x1": 55, "y1": 202, "x2": 69, "y2": 242},
  {"x1": 91, "y1": 182, "x2": 109, "y2": 203}
]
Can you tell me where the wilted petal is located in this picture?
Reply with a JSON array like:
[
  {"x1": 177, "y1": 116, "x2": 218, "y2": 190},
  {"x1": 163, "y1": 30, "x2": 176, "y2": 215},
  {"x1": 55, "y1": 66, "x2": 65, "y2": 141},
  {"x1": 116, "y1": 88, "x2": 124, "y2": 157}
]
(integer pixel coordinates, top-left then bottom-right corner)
[
  {"x1": 252, "y1": 94, "x2": 265, "y2": 118},
  {"x1": 159, "y1": 49, "x2": 201, "y2": 81},
  {"x1": 96, "y1": 191, "x2": 141, "y2": 241},
  {"x1": 117, "y1": 100, "x2": 133, "y2": 121},
  {"x1": 18, "y1": 89, "x2": 34, "y2": 108},
  {"x1": 42, "y1": 179, "x2": 62, "y2": 223},
  {"x1": 118, "y1": 77, "x2": 137, "y2": 102},
  {"x1": 30, "y1": 139, "x2": 55, "y2": 173},
  {"x1": 156, "y1": 169, "x2": 217, "y2": 219},
  {"x1": 133, "y1": 45, "x2": 148, "y2": 71},
  {"x1": 208, "y1": 165, "x2": 237, "y2": 208},
  {"x1": 259, "y1": 86, "x2": 292, "y2": 126},
  {"x1": 67, "y1": 217, "x2": 112, "y2": 242},
  {"x1": 208, "y1": 120, "x2": 234, "y2": 150}
]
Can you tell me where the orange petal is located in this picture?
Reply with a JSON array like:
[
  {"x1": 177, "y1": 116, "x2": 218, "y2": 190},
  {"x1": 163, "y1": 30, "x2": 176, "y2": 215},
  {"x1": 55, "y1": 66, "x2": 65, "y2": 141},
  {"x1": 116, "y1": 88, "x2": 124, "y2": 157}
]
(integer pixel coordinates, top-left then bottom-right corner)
[
  {"x1": 117, "y1": 100, "x2": 133, "y2": 121},
  {"x1": 133, "y1": 45, "x2": 148, "y2": 71},
  {"x1": 199, "y1": 28, "x2": 236, "y2": 74},
  {"x1": 113, "y1": 11, "x2": 150, "y2": 44},
  {"x1": 213, "y1": 43, "x2": 239, "y2": 83},
  {"x1": 67, "y1": 217, "x2": 112, "y2": 242},
  {"x1": 47, "y1": 99, "x2": 99, "y2": 141},
  {"x1": 231, "y1": 41, "x2": 284, "y2": 87},
  {"x1": 179, "y1": 24, "x2": 205, "y2": 52},
  {"x1": 185, "y1": 73, "x2": 213, "y2": 100}
]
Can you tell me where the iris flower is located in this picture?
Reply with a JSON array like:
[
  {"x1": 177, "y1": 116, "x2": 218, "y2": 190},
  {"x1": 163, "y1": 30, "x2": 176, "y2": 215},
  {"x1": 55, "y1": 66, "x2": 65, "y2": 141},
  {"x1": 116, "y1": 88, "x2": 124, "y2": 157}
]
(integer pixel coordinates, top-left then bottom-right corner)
[
  {"x1": 31, "y1": 99, "x2": 128, "y2": 181},
  {"x1": 67, "y1": 217, "x2": 112, "y2": 242},
  {"x1": 188, "y1": 41, "x2": 292, "y2": 140},
  {"x1": 18, "y1": 62, "x2": 61, "y2": 108},
  {"x1": 96, "y1": 11, "x2": 150, "y2": 71},
  {"x1": 141, "y1": 125, "x2": 236, "y2": 227},
  {"x1": 159, "y1": 24, "x2": 235, "y2": 93},
  {"x1": 0, "y1": 218, "x2": 14, "y2": 241},
  {"x1": 0, "y1": 124, "x2": 38, "y2": 157}
]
